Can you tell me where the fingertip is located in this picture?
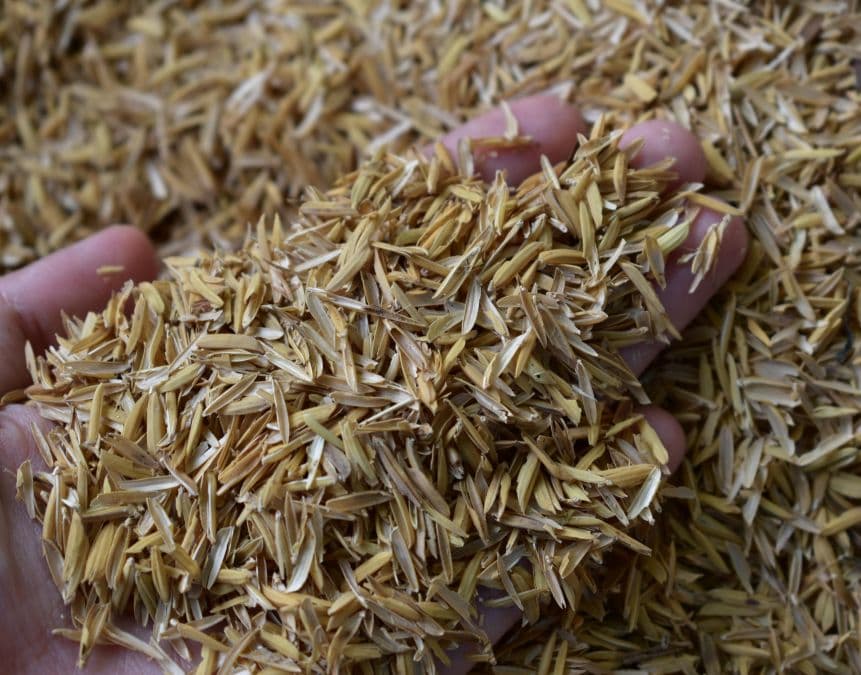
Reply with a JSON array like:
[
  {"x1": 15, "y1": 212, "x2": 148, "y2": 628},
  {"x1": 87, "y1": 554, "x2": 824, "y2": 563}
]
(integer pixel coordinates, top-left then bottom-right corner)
[
  {"x1": 507, "y1": 94, "x2": 587, "y2": 143},
  {"x1": 93, "y1": 225, "x2": 160, "y2": 283},
  {"x1": 0, "y1": 225, "x2": 160, "y2": 365},
  {"x1": 437, "y1": 95, "x2": 587, "y2": 184},
  {"x1": 640, "y1": 406, "x2": 687, "y2": 472},
  {"x1": 621, "y1": 119, "x2": 707, "y2": 187}
]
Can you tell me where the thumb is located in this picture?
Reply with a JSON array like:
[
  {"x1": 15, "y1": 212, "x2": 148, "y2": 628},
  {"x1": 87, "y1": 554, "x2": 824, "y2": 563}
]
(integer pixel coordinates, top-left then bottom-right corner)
[{"x1": 0, "y1": 226, "x2": 159, "y2": 392}]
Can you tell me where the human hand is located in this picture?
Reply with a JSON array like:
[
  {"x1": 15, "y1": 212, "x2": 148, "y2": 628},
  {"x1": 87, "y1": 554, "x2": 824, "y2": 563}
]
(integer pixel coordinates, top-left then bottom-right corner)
[
  {"x1": 0, "y1": 227, "x2": 162, "y2": 673},
  {"x1": 0, "y1": 97, "x2": 748, "y2": 674}
]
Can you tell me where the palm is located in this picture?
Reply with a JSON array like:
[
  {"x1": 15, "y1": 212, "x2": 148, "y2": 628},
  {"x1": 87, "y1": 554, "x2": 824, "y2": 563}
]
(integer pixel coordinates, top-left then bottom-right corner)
[{"x1": 0, "y1": 468, "x2": 158, "y2": 674}]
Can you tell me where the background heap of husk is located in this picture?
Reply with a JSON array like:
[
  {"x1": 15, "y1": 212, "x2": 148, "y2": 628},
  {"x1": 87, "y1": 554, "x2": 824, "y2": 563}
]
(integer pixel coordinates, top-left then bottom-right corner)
[{"x1": 2, "y1": 0, "x2": 861, "y2": 673}]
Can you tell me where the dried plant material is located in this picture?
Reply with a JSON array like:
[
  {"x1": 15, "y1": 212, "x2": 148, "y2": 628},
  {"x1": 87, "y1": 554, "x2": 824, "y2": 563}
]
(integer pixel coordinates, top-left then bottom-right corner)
[
  {"x1": 3, "y1": 1, "x2": 861, "y2": 673},
  {"x1": 623, "y1": 73, "x2": 658, "y2": 103},
  {"x1": 21, "y1": 135, "x2": 689, "y2": 671}
]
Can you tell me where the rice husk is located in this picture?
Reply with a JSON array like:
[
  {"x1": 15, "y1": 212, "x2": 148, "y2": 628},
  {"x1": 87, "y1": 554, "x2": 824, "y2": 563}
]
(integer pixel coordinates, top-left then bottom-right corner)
[
  {"x1": 21, "y1": 132, "x2": 697, "y2": 671},
  {"x1": 4, "y1": 0, "x2": 861, "y2": 673}
]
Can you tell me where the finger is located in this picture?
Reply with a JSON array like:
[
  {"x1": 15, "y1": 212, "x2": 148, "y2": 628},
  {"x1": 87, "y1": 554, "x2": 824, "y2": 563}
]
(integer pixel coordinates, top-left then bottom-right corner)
[
  {"x1": 0, "y1": 226, "x2": 159, "y2": 393},
  {"x1": 619, "y1": 208, "x2": 748, "y2": 376},
  {"x1": 622, "y1": 118, "x2": 707, "y2": 187},
  {"x1": 431, "y1": 94, "x2": 588, "y2": 184},
  {"x1": 615, "y1": 119, "x2": 748, "y2": 374},
  {"x1": 641, "y1": 405, "x2": 686, "y2": 472}
]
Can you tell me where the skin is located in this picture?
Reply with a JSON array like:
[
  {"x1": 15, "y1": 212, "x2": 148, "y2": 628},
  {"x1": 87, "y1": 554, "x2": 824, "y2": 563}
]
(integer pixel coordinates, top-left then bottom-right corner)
[{"x1": 0, "y1": 96, "x2": 747, "y2": 674}]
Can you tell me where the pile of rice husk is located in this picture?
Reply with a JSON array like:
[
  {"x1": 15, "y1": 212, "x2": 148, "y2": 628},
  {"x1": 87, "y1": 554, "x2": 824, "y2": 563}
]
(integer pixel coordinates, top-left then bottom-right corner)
[
  {"x1": 21, "y1": 129, "x2": 702, "y2": 671},
  {"x1": 4, "y1": 0, "x2": 861, "y2": 673}
]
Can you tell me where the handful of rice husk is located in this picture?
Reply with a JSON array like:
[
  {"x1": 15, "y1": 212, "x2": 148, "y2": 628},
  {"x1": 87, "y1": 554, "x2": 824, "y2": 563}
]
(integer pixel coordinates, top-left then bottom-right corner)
[{"x1": 18, "y1": 126, "x2": 715, "y2": 672}]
